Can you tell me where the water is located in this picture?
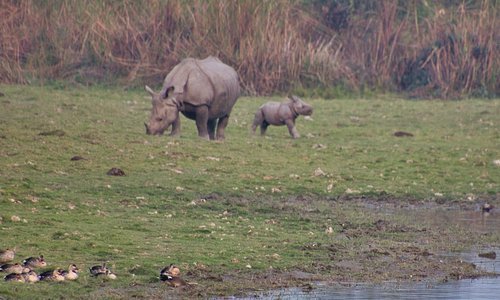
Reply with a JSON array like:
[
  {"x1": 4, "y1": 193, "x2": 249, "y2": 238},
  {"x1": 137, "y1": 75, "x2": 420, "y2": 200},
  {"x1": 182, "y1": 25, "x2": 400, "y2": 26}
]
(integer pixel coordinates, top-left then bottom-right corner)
[
  {"x1": 233, "y1": 208, "x2": 500, "y2": 300},
  {"x1": 245, "y1": 277, "x2": 500, "y2": 299},
  {"x1": 234, "y1": 250, "x2": 500, "y2": 300}
]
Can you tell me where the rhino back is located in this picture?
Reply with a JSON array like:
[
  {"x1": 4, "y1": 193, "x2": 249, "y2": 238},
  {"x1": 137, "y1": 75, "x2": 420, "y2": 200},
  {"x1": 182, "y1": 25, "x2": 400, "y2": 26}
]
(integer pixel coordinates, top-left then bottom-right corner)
[
  {"x1": 261, "y1": 102, "x2": 289, "y2": 125},
  {"x1": 163, "y1": 57, "x2": 240, "y2": 118},
  {"x1": 197, "y1": 57, "x2": 240, "y2": 117}
]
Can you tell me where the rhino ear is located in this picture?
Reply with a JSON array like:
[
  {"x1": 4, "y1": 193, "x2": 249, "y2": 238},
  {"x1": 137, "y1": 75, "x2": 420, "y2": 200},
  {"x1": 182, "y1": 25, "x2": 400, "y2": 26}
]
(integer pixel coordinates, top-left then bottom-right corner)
[
  {"x1": 288, "y1": 95, "x2": 298, "y2": 102},
  {"x1": 145, "y1": 85, "x2": 156, "y2": 97},
  {"x1": 162, "y1": 86, "x2": 175, "y2": 99}
]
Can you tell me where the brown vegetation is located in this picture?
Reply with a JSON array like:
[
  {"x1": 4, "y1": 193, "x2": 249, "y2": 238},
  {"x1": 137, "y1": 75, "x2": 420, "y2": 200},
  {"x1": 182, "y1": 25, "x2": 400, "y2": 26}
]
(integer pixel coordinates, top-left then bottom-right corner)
[{"x1": 0, "y1": 0, "x2": 498, "y2": 98}]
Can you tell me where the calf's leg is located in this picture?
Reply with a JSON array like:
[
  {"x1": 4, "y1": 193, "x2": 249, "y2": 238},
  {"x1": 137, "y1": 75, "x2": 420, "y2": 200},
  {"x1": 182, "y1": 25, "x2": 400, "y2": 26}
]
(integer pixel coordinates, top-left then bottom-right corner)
[{"x1": 285, "y1": 119, "x2": 300, "y2": 138}]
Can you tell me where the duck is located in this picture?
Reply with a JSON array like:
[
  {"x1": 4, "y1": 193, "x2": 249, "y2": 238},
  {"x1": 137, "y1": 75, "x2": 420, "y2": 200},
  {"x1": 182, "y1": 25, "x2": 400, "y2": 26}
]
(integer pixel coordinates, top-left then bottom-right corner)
[
  {"x1": 89, "y1": 263, "x2": 109, "y2": 276},
  {"x1": 160, "y1": 264, "x2": 181, "y2": 280},
  {"x1": 23, "y1": 255, "x2": 47, "y2": 268},
  {"x1": 4, "y1": 273, "x2": 25, "y2": 282},
  {"x1": 0, "y1": 248, "x2": 16, "y2": 263},
  {"x1": 95, "y1": 269, "x2": 117, "y2": 280},
  {"x1": 160, "y1": 264, "x2": 187, "y2": 287},
  {"x1": 38, "y1": 269, "x2": 65, "y2": 282},
  {"x1": 61, "y1": 264, "x2": 79, "y2": 280},
  {"x1": 21, "y1": 270, "x2": 39, "y2": 283},
  {"x1": 0, "y1": 263, "x2": 30, "y2": 274}
]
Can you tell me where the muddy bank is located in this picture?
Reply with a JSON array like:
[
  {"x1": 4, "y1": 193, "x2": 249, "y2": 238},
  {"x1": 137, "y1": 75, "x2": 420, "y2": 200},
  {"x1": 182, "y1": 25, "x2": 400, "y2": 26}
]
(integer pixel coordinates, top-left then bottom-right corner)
[{"x1": 92, "y1": 195, "x2": 499, "y2": 299}]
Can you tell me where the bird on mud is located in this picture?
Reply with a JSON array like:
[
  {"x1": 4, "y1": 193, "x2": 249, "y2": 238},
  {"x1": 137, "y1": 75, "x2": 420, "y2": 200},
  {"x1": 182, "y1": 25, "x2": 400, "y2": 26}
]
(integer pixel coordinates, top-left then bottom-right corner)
[
  {"x1": 0, "y1": 248, "x2": 16, "y2": 263},
  {"x1": 481, "y1": 202, "x2": 494, "y2": 213},
  {"x1": 22, "y1": 255, "x2": 47, "y2": 268},
  {"x1": 160, "y1": 264, "x2": 187, "y2": 288},
  {"x1": 160, "y1": 264, "x2": 181, "y2": 279}
]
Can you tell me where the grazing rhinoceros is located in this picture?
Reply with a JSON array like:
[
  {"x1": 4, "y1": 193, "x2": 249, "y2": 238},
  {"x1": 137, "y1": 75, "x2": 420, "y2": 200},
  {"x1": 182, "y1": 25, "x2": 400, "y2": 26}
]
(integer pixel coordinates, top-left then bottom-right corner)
[
  {"x1": 145, "y1": 56, "x2": 240, "y2": 140},
  {"x1": 251, "y1": 95, "x2": 313, "y2": 139}
]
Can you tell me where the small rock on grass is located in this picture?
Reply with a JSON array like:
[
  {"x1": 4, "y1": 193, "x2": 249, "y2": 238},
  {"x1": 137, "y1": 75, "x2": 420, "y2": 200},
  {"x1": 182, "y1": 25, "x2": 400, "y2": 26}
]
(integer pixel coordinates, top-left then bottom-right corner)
[{"x1": 107, "y1": 168, "x2": 125, "y2": 176}]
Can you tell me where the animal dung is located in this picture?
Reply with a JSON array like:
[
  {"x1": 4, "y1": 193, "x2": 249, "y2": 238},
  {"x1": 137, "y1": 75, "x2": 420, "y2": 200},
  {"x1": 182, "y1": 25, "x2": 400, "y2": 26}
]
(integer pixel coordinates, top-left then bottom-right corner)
[
  {"x1": 393, "y1": 131, "x2": 414, "y2": 137},
  {"x1": 107, "y1": 168, "x2": 125, "y2": 176},
  {"x1": 478, "y1": 251, "x2": 496, "y2": 260},
  {"x1": 70, "y1": 155, "x2": 85, "y2": 161},
  {"x1": 38, "y1": 129, "x2": 66, "y2": 137}
]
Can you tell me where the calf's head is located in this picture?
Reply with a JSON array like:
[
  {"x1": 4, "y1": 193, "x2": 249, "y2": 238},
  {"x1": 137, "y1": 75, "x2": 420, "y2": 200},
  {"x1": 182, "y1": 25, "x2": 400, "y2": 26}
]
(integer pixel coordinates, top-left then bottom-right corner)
[
  {"x1": 289, "y1": 95, "x2": 313, "y2": 116},
  {"x1": 144, "y1": 85, "x2": 183, "y2": 135}
]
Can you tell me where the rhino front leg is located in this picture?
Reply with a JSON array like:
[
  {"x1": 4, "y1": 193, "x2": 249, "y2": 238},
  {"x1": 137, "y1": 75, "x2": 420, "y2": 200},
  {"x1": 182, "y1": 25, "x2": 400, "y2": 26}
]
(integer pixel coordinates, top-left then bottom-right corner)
[
  {"x1": 195, "y1": 105, "x2": 210, "y2": 139},
  {"x1": 216, "y1": 115, "x2": 229, "y2": 140},
  {"x1": 169, "y1": 117, "x2": 181, "y2": 137},
  {"x1": 285, "y1": 119, "x2": 300, "y2": 138},
  {"x1": 208, "y1": 119, "x2": 217, "y2": 140}
]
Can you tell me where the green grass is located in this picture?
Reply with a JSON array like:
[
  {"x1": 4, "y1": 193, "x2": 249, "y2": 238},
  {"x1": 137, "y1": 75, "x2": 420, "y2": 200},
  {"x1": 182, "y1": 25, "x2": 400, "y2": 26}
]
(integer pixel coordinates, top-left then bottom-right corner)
[{"x1": 0, "y1": 84, "x2": 499, "y2": 298}]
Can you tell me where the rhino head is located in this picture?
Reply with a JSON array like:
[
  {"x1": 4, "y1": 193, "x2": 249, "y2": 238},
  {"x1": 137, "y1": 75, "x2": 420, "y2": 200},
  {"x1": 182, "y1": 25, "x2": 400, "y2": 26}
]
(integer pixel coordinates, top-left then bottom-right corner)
[
  {"x1": 144, "y1": 85, "x2": 184, "y2": 135},
  {"x1": 289, "y1": 95, "x2": 313, "y2": 117}
]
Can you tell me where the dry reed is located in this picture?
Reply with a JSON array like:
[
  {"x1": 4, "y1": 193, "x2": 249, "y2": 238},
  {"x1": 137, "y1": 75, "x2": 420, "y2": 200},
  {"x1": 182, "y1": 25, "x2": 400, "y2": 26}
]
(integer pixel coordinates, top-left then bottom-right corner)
[{"x1": 0, "y1": 0, "x2": 498, "y2": 98}]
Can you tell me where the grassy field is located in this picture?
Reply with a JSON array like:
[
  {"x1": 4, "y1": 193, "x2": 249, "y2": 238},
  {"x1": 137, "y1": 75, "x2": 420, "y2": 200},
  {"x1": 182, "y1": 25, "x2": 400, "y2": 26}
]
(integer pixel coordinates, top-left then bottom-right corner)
[{"x1": 0, "y1": 84, "x2": 499, "y2": 298}]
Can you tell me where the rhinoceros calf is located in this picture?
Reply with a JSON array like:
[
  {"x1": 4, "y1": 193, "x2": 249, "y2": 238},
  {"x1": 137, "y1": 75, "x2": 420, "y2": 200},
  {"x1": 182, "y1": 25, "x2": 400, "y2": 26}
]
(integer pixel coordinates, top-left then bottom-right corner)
[
  {"x1": 145, "y1": 56, "x2": 240, "y2": 140},
  {"x1": 251, "y1": 95, "x2": 313, "y2": 139}
]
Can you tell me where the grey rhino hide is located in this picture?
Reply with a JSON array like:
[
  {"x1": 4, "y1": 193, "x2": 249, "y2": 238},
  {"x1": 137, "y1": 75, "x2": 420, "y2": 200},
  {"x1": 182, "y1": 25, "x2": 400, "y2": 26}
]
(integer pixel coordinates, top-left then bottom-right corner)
[
  {"x1": 145, "y1": 56, "x2": 240, "y2": 140},
  {"x1": 251, "y1": 95, "x2": 313, "y2": 139}
]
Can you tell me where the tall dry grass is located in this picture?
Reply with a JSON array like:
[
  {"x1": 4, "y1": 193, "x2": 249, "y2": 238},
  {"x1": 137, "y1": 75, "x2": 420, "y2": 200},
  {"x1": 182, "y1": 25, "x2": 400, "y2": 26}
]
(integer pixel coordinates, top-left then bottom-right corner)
[{"x1": 0, "y1": 0, "x2": 498, "y2": 98}]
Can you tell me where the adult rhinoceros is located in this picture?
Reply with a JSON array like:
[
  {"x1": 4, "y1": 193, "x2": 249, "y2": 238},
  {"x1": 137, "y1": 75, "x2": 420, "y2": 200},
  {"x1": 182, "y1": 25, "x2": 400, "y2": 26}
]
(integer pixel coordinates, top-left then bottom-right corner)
[{"x1": 145, "y1": 56, "x2": 240, "y2": 140}]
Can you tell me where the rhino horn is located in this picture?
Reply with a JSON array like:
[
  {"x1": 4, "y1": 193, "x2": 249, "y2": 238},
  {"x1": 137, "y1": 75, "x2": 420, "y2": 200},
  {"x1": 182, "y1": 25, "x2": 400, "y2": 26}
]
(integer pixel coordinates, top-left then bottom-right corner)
[
  {"x1": 145, "y1": 85, "x2": 156, "y2": 97},
  {"x1": 144, "y1": 122, "x2": 151, "y2": 135}
]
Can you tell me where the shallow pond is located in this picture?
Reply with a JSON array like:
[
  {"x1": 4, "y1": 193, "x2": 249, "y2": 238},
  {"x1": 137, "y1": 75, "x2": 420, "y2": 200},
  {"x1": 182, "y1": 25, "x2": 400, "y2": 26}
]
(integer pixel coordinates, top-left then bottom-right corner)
[{"x1": 234, "y1": 207, "x2": 500, "y2": 299}]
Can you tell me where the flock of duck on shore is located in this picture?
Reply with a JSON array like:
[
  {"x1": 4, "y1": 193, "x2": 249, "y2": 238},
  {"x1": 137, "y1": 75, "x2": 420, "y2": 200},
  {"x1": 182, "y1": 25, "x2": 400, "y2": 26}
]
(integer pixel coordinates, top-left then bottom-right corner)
[{"x1": 1, "y1": 248, "x2": 185, "y2": 287}]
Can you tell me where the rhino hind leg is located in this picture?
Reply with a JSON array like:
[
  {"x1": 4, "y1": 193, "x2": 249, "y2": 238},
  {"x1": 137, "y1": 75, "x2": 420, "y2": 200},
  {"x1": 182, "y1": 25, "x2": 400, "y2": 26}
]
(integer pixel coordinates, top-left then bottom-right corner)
[
  {"x1": 216, "y1": 115, "x2": 229, "y2": 140},
  {"x1": 251, "y1": 109, "x2": 264, "y2": 135},
  {"x1": 195, "y1": 106, "x2": 210, "y2": 140}
]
